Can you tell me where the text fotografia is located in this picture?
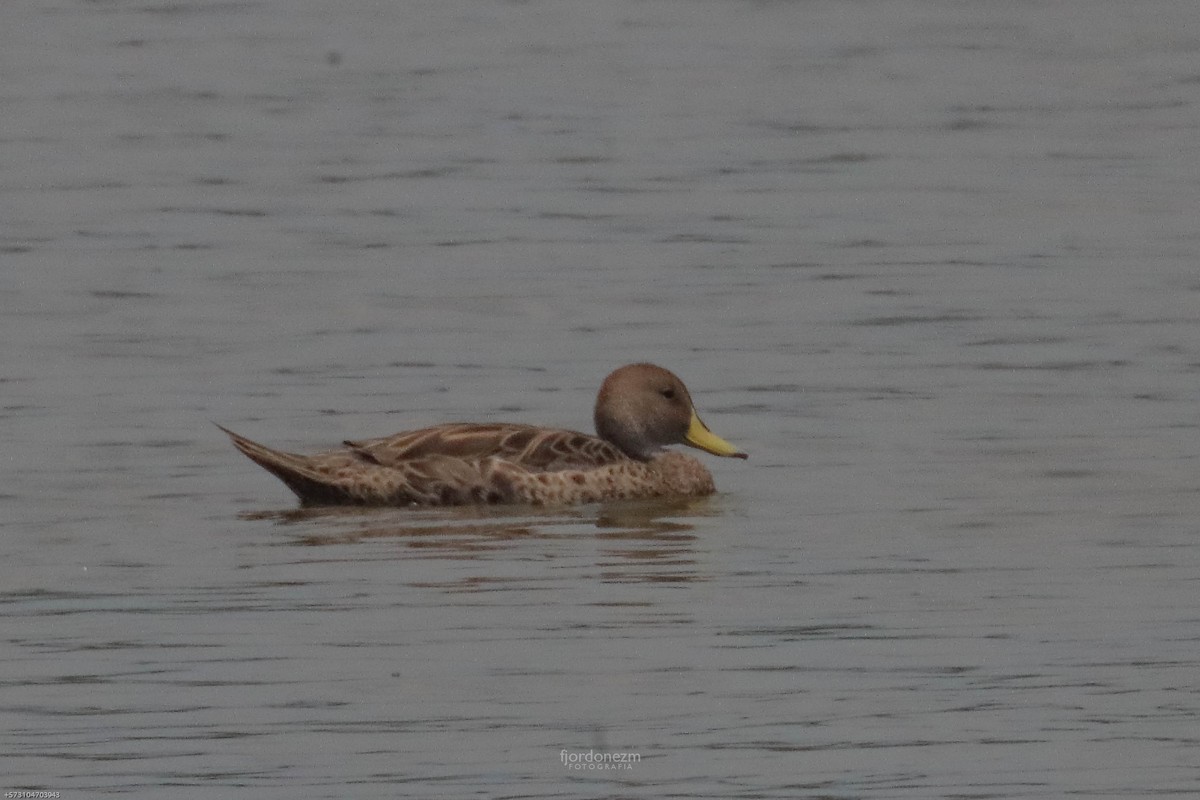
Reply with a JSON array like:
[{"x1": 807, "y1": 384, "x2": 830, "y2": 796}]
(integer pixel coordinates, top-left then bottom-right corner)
[{"x1": 560, "y1": 749, "x2": 640, "y2": 770}]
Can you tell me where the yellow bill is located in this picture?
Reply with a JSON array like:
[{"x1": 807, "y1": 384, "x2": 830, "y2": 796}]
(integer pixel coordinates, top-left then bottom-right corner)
[{"x1": 684, "y1": 412, "x2": 748, "y2": 459}]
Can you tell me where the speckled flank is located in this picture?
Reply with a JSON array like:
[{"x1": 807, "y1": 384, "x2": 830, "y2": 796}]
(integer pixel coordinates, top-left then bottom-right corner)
[{"x1": 499, "y1": 452, "x2": 716, "y2": 505}]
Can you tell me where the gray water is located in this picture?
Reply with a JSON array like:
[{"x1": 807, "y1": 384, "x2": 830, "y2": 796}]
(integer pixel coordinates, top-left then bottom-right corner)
[{"x1": 4, "y1": 1, "x2": 1200, "y2": 797}]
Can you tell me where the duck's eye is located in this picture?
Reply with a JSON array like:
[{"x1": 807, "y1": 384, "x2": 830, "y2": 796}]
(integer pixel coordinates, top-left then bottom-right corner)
[{"x1": 660, "y1": 388, "x2": 676, "y2": 400}]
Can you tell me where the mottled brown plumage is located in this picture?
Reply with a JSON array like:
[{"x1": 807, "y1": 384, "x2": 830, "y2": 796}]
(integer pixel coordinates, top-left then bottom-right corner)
[{"x1": 220, "y1": 363, "x2": 747, "y2": 507}]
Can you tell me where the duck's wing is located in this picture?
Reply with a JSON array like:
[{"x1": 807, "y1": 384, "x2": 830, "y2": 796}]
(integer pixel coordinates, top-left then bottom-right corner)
[{"x1": 344, "y1": 422, "x2": 629, "y2": 472}]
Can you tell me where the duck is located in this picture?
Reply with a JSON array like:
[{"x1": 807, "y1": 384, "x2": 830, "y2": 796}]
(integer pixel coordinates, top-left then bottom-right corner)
[{"x1": 219, "y1": 362, "x2": 747, "y2": 507}]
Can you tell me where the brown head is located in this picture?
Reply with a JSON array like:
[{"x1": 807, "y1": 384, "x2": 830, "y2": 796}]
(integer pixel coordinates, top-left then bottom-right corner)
[{"x1": 592, "y1": 363, "x2": 748, "y2": 461}]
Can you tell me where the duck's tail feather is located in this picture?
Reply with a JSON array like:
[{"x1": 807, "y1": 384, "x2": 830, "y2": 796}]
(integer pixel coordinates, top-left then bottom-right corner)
[{"x1": 216, "y1": 424, "x2": 355, "y2": 505}]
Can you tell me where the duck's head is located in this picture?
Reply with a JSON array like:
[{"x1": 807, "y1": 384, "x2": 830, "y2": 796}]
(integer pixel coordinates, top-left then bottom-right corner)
[{"x1": 593, "y1": 363, "x2": 748, "y2": 461}]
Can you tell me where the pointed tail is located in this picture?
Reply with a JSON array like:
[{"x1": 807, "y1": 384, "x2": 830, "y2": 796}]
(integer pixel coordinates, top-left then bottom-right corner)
[{"x1": 216, "y1": 424, "x2": 354, "y2": 505}]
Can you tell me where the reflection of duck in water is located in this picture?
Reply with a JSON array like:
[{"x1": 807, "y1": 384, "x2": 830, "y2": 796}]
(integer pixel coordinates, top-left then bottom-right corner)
[{"x1": 219, "y1": 363, "x2": 747, "y2": 507}]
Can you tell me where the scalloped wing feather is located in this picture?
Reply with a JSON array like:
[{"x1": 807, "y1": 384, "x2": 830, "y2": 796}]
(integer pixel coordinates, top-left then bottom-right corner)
[{"x1": 344, "y1": 423, "x2": 628, "y2": 473}]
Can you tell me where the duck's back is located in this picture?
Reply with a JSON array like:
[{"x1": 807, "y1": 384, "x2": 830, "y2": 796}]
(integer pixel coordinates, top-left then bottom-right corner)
[{"x1": 343, "y1": 422, "x2": 629, "y2": 472}]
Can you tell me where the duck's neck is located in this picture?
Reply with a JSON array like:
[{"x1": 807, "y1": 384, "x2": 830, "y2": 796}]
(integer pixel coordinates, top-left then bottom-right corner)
[{"x1": 595, "y1": 421, "x2": 657, "y2": 462}]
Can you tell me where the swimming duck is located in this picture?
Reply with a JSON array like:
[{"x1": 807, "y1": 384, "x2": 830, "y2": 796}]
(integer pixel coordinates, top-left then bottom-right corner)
[{"x1": 219, "y1": 362, "x2": 747, "y2": 507}]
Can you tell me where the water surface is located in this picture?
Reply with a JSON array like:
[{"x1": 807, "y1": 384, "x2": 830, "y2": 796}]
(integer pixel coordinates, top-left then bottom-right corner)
[{"x1": 4, "y1": 1, "x2": 1200, "y2": 797}]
